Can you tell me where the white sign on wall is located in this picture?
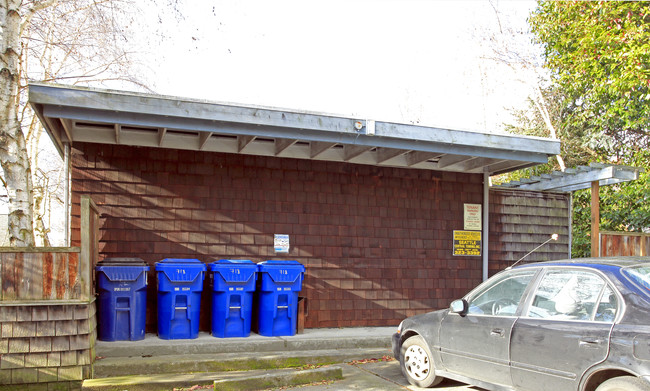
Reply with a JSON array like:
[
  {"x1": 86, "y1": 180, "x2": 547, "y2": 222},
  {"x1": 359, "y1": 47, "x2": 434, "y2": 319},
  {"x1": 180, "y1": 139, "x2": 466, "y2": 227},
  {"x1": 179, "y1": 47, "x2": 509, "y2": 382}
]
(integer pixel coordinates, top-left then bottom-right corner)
[
  {"x1": 274, "y1": 234, "x2": 290, "y2": 253},
  {"x1": 464, "y1": 204, "x2": 482, "y2": 231}
]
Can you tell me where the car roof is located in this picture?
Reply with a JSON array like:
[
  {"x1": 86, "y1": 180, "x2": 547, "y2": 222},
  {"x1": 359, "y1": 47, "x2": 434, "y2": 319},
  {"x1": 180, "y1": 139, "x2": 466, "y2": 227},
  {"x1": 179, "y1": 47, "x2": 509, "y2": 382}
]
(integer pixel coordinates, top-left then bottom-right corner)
[{"x1": 514, "y1": 256, "x2": 650, "y2": 270}]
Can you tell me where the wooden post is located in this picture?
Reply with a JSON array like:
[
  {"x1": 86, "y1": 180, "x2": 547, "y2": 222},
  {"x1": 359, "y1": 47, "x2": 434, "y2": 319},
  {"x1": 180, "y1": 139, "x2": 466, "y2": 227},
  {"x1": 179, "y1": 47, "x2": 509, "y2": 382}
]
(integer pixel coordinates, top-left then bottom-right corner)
[
  {"x1": 591, "y1": 181, "x2": 600, "y2": 258},
  {"x1": 80, "y1": 195, "x2": 99, "y2": 301}
]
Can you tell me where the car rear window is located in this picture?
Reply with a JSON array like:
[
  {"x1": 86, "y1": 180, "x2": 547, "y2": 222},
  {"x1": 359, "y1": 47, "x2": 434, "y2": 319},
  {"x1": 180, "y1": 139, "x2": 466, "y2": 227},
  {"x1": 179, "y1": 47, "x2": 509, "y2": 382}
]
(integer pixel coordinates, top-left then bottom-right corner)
[{"x1": 623, "y1": 265, "x2": 650, "y2": 291}]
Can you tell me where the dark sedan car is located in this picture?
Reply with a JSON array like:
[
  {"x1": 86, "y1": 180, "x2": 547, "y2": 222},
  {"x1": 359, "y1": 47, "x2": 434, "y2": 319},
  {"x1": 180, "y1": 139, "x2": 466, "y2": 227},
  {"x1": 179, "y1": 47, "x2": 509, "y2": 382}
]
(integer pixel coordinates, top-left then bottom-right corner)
[{"x1": 392, "y1": 257, "x2": 650, "y2": 391}]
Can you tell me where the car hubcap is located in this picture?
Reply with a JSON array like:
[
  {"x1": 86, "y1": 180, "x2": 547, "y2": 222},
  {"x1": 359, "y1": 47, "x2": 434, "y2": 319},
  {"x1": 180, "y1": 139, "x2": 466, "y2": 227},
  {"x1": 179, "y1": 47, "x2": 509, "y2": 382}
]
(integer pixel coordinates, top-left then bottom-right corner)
[{"x1": 404, "y1": 345, "x2": 430, "y2": 380}]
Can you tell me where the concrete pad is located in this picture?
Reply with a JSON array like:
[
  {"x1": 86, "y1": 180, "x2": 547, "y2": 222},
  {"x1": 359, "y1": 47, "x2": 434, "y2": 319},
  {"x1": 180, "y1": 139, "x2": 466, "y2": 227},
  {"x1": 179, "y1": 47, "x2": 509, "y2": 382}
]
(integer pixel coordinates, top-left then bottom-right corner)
[
  {"x1": 90, "y1": 327, "x2": 401, "y2": 390},
  {"x1": 94, "y1": 348, "x2": 391, "y2": 377},
  {"x1": 95, "y1": 327, "x2": 395, "y2": 357}
]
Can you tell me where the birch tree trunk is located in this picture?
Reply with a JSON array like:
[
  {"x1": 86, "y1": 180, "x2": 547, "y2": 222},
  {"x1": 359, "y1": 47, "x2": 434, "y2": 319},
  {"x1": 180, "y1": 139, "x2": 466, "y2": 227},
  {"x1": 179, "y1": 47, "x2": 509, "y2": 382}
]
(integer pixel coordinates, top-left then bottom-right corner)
[
  {"x1": 1, "y1": 0, "x2": 35, "y2": 246},
  {"x1": 1, "y1": 0, "x2": 177, "y2": 246}
]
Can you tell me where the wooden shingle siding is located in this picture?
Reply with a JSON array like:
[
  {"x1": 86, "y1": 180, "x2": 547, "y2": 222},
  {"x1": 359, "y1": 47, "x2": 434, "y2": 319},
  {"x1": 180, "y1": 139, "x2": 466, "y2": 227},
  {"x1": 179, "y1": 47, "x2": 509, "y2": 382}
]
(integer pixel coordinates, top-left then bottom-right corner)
[
  {"x1": 68, "y1": 144, "x2": 571, "y2": 330},
  {"x1": 489, "y1": 189, "x2": 571, "y2": 274},
  {"x1": 70, "y1": 143, "x2": 486, "y2": 329},
  {"x1": 0, "y1": 302, "x2": 96, "y2": 388}
]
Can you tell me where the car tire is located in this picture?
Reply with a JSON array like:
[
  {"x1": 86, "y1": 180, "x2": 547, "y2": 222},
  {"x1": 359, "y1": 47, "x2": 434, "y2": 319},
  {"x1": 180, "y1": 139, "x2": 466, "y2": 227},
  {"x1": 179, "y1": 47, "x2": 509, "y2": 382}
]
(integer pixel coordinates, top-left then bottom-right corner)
[
  {"x1": 595, "y1": 376, "x2": 650, "y2": 391},
  {"x1": 400, "y1": 335, "x2": 443, "y2": 388}
]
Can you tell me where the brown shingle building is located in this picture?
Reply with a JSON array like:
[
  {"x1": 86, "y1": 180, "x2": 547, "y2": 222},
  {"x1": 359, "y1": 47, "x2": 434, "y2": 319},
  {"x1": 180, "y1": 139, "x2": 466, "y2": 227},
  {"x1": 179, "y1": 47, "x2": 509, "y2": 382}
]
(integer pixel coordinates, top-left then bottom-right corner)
[{"x1": 28, "y1": 82, "x2": 566, "y2": 332}]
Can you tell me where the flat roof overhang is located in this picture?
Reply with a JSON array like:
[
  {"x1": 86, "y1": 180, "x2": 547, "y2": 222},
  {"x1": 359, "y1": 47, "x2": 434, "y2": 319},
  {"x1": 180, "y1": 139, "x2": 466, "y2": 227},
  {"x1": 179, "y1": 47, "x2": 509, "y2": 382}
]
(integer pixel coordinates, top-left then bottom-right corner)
[{"x1": 29, "y1": 83, "x2": 561, "y2": 175}]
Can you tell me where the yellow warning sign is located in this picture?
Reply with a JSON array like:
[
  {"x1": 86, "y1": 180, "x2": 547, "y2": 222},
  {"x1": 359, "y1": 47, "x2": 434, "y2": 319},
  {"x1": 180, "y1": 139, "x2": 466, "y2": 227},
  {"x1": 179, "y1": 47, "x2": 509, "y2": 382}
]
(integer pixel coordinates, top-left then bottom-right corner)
[{"x1": 453, "y1": 230, "x2": 482, "y2": 256}]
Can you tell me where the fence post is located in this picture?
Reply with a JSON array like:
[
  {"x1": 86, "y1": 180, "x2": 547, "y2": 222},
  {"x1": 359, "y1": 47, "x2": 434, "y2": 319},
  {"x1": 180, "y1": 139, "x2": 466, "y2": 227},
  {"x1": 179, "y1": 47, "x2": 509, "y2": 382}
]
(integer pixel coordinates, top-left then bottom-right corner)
[
  {"x1": 80, "y1": 195, "x2": 99, "y2": 301},
  {"x1": 591, "y1": 181, "x2": 600, "y2": 257}
]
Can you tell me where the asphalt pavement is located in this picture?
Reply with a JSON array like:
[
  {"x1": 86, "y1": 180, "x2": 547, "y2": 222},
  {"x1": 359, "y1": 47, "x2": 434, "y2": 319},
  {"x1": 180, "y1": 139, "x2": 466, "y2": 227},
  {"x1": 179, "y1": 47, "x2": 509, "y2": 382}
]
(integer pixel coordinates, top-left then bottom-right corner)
[{"x1": 278, "y1": 360, "x2": 481, "y2": 391}]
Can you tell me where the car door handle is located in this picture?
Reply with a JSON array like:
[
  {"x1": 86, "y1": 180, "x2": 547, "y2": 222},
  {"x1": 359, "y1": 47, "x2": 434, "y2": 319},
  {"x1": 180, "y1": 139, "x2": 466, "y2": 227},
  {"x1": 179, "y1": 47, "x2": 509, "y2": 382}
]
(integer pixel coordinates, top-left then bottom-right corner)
[
  {"x1": 579, "y1": 338, "x2": 605, "y2": 348},
  {"x1": 491, "y1": 328, "x2": 505, "y2": 337}
]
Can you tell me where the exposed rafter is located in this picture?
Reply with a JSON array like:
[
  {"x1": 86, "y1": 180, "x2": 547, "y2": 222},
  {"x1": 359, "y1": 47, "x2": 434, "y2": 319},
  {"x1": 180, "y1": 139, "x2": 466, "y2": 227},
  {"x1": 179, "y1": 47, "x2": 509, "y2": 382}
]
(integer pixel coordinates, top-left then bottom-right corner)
[
  {"x1": 344, "y1": 145, "x2": 372, "y2": 162},
  {"x1": 158, "y1": 128, "x2": 167, "y2": 146},
  {"x1": 376, "y1": 147, "x2": 406, "y2": 164},
  {"x1": 406, "y1": 151, "x2": 442, "y2": 167},
  {"x1": 310, "y1": 141, "x2": 337, "y2": 159},
  {"x1": 275, "y1": 138, "x2": 297, "y2": 155},
  {"x1": 238, "y1": 135, "x2": 256, "y2": 152},
  {"x1": 199, "y1": 132, "x2": 212, "y2": 150},
  {"x1": 114, "y1": 124, "x2": 121, "y2": 144}
]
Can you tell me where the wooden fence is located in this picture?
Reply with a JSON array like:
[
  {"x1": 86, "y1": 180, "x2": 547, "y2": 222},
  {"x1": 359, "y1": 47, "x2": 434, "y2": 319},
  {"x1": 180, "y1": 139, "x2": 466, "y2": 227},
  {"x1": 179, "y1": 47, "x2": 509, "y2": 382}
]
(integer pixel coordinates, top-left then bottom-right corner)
[
  {"x1": 0, "y1": 196, "x2": 100, "y2": 388},
  {"x1": 0, "y1": 196, "x2": 99, "y2": 302},
  {"x1": 80, "y1": 194, "x2": 100, "y2": 298},
  {"x1": 0, "y1": 248, "x2": 81, "y2": 301},
  {"x1": 600, "y1": 231, "x2": 650, "y2": 257}
]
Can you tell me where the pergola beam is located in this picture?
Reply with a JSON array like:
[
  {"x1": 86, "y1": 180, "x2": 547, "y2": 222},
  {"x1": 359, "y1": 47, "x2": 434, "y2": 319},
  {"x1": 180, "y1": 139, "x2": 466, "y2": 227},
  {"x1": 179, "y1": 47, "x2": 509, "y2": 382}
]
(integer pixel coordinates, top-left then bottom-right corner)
[{"x1": 511, "y1": 164, "x2": 642, "y2": 192}]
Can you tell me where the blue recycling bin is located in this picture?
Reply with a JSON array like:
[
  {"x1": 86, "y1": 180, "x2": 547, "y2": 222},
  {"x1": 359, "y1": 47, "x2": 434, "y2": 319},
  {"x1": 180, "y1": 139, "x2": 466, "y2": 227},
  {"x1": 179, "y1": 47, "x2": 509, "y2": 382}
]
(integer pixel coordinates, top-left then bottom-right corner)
[
  {"x1": 257, "y1": 260, "x2": 305, "y2": 336},
  {"x1": 155, "y1": 258, "x2": 206, "y2": 339},
  {"x1": 210, "y1": 260, "x2": 258, "y2": 338},
  {"x1": 95, "y1": 258, "x2": 149, "y2": 341}
]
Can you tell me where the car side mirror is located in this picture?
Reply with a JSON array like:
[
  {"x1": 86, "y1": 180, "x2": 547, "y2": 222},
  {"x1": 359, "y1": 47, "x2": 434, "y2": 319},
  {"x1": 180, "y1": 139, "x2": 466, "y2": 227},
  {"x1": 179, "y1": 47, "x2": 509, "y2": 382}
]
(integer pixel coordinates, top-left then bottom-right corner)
[{"x1": 450, "y1": 299, "x2": 468, "y2": 316}]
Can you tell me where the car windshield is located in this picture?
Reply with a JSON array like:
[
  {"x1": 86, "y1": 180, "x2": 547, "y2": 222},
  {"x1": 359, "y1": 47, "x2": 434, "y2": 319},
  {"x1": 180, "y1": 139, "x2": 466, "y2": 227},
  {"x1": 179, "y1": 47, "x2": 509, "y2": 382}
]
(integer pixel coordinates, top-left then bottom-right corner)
[{"x1": 623, "y1": 265, "x2": 650, "y2": 291}]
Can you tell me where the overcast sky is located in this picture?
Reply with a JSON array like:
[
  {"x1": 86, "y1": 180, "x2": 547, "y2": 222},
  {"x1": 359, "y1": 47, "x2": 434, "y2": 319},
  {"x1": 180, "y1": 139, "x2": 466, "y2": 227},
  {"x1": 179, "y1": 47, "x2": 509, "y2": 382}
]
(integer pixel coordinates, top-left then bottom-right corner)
[
  {"x1": 136, "y1": 0, "x2": 540, "y2": 133},
  {"x1": 4, "y1": 0, "x2": 541, "y2": 245}
]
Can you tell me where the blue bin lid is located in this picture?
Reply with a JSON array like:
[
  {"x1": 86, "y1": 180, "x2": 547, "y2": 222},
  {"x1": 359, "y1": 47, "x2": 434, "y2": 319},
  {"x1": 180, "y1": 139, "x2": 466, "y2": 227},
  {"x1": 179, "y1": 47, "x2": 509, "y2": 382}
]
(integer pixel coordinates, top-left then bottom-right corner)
[
  {"x1": 258, "y1": 260, "x2": 304, "y2": 269},
  {"x1": 156, "y1": 258, "x2": 205, "y2": 266},
  {"x1": 210, "y1": 260, "x2": 257, "y2": 283},
  {"x1": 96, "y1": 258, "x2": 149, "y2": 282},
  {"x1": 212, "y1": 259, "x2": 256, "y2": 264},
  {"x1": 258, "y1": 260, "x2": 305, "y2": 283},
  {"x1": 210, "y1": 259, "x2": 257, "y2": 269},
  {"x1": 155, "y1": 258, "x2": 206, "y2": 283},
  {"x1": 97, "y1": 257, "x2": 148, "y2": 267}
]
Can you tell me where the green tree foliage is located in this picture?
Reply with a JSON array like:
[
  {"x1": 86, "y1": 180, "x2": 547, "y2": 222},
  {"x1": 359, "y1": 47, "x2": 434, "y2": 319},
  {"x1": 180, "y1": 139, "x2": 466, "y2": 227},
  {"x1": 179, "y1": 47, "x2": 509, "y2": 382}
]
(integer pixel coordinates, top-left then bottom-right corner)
[
  {"x1": 502, "y1": 85, "x2": 595, "y2": 172},
  {"x1": 529, "y1": 1, "x2": 650, "y2": 157},
  {"x1": 513, "y1": 1, "x2": 650, "y2": 257}
]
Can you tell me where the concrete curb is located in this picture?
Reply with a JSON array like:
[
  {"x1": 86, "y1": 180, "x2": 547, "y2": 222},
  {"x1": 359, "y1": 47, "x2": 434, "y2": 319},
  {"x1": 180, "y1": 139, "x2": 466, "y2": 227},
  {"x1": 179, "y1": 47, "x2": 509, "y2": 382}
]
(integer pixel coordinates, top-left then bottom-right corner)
[
  {"x1": 94, "y1": 348, "x2": 392, "y2": 377},
  {"x1": 82, "y1": 366, "x2": 343, "y2": 391}
]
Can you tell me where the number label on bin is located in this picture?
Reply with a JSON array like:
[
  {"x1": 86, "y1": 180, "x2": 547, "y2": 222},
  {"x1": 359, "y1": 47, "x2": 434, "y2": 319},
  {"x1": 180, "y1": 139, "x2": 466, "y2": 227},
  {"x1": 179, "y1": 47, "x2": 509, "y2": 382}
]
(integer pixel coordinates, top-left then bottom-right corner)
[
  {"x1": 230, "y1": 268, "x2": 240, "y2": 274},
  {"x1": 279, "y1": 269, "x2": 288, "y2": 275},
  {"x1": 176, "y1": 268, "x2": 186, "y2": 275}
]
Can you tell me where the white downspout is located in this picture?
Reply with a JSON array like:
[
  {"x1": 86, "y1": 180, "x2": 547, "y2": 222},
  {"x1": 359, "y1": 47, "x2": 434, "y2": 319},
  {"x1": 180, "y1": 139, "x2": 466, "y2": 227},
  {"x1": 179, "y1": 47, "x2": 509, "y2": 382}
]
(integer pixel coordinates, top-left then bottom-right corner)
[
  {"x1": 483, "y1": 169, "x2": 489, "y2": 281},
  {"x1": 568, "y1": 192, "x2": 573, "y2": 258}
]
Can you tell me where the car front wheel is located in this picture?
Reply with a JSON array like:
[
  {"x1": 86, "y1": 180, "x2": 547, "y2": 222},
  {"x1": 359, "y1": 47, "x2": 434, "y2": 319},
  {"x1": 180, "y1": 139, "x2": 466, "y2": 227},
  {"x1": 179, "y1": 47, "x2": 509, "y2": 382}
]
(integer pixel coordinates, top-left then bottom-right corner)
[
  {"x1": 595, "y1": 376, "x2": 650, "y2": 391},
  {"x1": 400, "y1": 335, "x2": 443, "y2": 388}
]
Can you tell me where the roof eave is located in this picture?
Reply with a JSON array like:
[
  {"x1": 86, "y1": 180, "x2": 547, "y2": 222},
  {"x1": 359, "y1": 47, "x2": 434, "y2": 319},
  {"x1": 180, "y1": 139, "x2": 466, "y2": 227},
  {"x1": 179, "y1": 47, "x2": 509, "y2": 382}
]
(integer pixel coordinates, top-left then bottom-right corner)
[{"x1": 29, "y1": 82, "x2": 561, "y2": 175}]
